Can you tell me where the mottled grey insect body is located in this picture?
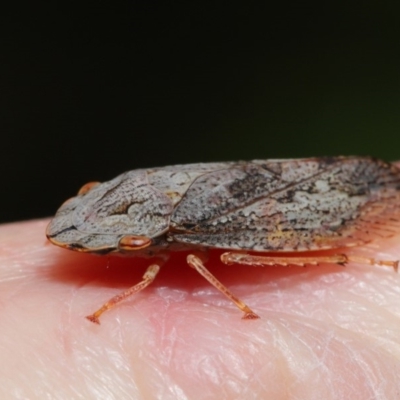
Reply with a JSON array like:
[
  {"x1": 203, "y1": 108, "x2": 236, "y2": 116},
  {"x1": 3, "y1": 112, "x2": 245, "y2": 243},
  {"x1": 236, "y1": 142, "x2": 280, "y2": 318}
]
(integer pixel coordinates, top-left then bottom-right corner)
[
  {"x1": 47, "y1": 157, "x2": 400, "y2": 323},
  {"x1": 47, "y1": 157, "x2": 400, "y2": 255}
]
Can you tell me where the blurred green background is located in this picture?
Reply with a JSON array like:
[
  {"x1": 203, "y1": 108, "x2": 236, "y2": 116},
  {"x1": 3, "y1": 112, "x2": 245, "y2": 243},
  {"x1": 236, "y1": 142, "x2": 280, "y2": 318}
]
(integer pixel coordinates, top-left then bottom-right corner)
[{"x1": 1, "y1": 4, "x2": 400, "y2": 222}]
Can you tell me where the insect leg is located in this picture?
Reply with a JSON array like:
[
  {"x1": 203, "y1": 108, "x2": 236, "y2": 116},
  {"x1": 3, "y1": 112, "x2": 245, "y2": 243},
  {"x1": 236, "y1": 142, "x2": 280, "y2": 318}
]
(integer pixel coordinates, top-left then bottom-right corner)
[
  {"x1": 86, "y1": 264, "x2": 161, "y2": 324},
  {"x1": 221, "y1": 252, "x2": 348, "y2": 267},
  {"x1": 186, "y1": 254, "x2": 259, "y2": 319},
  {"x1": 221, "y1": 252, "x2": 399, "y2": 271},
  {"x1": 346, "y1": 255, "x2": 399, "y2": 272}
]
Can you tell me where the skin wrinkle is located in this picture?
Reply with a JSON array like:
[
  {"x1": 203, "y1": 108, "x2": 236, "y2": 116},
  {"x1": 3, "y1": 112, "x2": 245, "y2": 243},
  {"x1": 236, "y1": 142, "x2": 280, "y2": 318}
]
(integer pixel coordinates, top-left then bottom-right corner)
[
  {"x1": 227, "y1": 339, "x2": 267, "y2": 398},
  {"x1": 268, "y1": 319, "x2": 368, "y2": 398},
  {"x1": 344, "y1": 345, "x2": 380, "y2": 398}
]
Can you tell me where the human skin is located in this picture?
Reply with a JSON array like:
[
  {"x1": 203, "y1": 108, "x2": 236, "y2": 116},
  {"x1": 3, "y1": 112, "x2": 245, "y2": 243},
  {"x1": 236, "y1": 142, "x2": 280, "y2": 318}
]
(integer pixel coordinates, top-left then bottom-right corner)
[{"x1": 1, "y1": 218, "x2": 400, "y2": 399}]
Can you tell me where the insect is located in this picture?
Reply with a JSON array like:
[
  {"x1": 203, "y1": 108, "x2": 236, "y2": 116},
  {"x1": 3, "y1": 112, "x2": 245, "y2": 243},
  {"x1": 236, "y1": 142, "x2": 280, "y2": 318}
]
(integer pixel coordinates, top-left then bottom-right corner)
[{"x1": 47, "y1": 157, "x2": 400, "y2": 324}]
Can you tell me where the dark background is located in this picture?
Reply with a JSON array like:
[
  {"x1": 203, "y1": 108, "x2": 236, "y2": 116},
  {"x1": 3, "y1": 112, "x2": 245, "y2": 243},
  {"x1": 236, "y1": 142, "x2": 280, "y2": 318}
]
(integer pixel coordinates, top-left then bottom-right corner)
[{"x1": 1, "y1": 3, "x2": 400, "y2": 223}]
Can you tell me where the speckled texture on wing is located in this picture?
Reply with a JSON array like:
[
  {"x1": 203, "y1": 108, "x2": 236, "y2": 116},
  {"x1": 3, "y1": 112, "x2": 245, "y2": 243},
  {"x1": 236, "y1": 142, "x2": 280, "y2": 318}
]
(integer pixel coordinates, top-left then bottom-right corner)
[
  {"x1": 147, "y1": 162, "x2": 233, "y2": 206},
  {"x1": 171, "y1": 158, "x2": 400, "y2": 251}
]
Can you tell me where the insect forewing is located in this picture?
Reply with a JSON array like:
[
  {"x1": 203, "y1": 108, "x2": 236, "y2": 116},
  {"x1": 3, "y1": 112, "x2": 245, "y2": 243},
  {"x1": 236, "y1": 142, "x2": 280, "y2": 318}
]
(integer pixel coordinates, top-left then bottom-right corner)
[{"x1": 171, "y1": 158, "x2": 400, "y2": 251}]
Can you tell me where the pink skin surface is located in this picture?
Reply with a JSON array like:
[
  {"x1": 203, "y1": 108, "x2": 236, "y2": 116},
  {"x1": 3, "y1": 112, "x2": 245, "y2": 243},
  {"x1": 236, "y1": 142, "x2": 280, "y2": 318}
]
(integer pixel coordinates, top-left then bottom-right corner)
[{"x1": 1, "y1": 218, "x2": 400, "y2": 399}]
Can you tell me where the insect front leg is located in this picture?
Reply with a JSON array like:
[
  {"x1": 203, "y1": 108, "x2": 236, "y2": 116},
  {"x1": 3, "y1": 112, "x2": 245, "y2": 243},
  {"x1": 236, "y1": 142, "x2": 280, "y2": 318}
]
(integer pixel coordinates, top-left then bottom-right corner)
[
  {"x1": 86, "y1": 263, "x2": 161, "y2": 324},
  {"x1": 186, "y1": 254, "x2": 259, "y2": 319}
]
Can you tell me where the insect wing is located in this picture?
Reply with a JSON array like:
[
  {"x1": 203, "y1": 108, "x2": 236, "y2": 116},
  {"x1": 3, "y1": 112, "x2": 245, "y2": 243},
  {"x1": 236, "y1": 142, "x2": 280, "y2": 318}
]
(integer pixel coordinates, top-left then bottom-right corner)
[{"x1": 171, "y1": 158, "x2": 400, "y2": 251}]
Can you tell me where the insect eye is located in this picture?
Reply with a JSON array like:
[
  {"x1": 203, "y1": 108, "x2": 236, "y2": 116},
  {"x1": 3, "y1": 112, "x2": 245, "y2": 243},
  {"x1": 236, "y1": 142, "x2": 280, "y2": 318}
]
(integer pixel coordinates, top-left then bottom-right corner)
[
  {"x1": 77, "y1": 181, "x2": 101, "y2": 196},
  {"x1": 118, "y1": 235, "x2": 152, "y2": 251}
]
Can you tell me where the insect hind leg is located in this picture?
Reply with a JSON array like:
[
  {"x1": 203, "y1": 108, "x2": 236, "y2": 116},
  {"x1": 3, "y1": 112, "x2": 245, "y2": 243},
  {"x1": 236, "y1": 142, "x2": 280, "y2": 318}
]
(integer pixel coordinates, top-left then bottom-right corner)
[
  {"x1": 221, "y1": 252, "x2": 348, "y2": 267},
  {"x1": 221, "y1": 252, "x2": 399, "y2": 271},
  {"x1": 346, "y1": 255, "x2": 399, "y2": 272},
  {"x1": 186, "y1": 254, "x2": 259, "y2": 319}
]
